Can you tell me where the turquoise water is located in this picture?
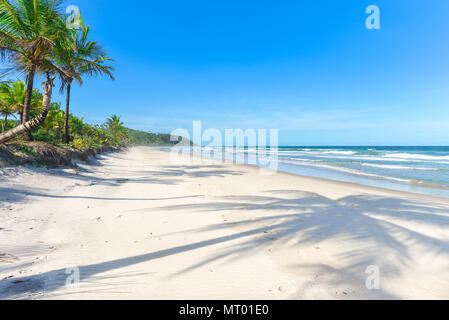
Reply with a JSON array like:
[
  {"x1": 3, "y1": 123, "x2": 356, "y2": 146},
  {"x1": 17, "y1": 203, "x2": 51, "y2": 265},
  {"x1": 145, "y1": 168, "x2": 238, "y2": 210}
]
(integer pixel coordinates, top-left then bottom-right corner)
[{"x1": 195, "y1": 146, "x2": 449, "y2": 198}]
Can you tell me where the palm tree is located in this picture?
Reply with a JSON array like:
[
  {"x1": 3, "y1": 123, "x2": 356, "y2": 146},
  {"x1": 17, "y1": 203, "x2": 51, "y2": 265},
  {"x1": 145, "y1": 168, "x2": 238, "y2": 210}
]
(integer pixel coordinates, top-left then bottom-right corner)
[
  {"x1": 105, "y1": 114, "x2": 126, "y2": 146},
  {"x1": 106, "y1": 114, "x2": 124, "y2": 133},
  {"x1": 0, "y1": 74, "x2": 55, "y2": 143},
  {"x1": 0, "y1": 81, "x2": 24, "y2": 120},
  {"x1": 0, "y1": 99, "x2": 16, "y2": 132},
  {"x1": 0, "y1": 81, "x2": 41, "y2": 121},
  {"x1": 57, "y1": 24, "x2": 114, "y2": 143},
  {"x1": 0, "y1": 0, "x2": 69, "y2": 142}
]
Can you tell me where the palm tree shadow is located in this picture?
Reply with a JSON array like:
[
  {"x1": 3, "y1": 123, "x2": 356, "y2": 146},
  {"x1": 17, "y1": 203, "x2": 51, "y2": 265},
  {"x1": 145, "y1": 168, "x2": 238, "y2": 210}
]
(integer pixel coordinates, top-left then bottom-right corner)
[
  {"x1": 155, "y1": 190, "x2": 449, "y2": 297},
  {"x1": 2, "y1": 190, "x2": 449, "y2": 299},
  {"x1": 0, "y1": 228, "x2": 270, "y2": 299}
]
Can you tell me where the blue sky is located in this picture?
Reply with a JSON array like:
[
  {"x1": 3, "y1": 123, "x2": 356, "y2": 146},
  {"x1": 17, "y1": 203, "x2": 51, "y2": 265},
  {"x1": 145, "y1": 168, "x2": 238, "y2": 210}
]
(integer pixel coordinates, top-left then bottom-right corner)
[{"x1": 10, "y1": 0, "x2": 449, "y2": 145}]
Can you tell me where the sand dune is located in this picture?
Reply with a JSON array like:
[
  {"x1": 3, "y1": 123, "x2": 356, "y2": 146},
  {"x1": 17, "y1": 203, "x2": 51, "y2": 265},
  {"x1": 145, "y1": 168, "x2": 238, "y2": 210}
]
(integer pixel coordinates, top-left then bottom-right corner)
[{"x1": 1, "y1": 147, "x2": 449, "y2": 299}]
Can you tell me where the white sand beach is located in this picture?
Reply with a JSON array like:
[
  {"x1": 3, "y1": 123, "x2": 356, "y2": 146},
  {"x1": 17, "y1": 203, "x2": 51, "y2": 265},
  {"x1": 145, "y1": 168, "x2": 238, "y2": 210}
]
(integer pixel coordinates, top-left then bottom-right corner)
[{"x1": 1, "y1": 147, "x2": 449, "y2": 300}]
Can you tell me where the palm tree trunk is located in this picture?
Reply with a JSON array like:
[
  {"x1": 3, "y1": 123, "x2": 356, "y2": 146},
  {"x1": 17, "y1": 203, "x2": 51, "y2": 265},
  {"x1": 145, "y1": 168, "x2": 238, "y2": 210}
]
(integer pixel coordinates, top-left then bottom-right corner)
[
  {"x1": 0, "y1": 76, "x2": 55, "y2": 145},
  {"x1": 62, "y1": 82, "x2": 71, "y2": 144},
  {"x1": 1, "y1": 115, "x2": 5, "y2": 133},
  {"x1": 21, "y1": 65, "x2": 37, "y2": 141}
]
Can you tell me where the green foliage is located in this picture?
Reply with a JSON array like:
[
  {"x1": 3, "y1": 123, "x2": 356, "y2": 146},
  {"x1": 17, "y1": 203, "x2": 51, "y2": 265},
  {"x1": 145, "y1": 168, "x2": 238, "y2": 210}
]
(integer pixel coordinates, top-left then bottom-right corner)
[
  {"x1": 127, "y1": 128, "x2": 178, "y2": 146},
  {"x1": 55, "y1": 23, "x2": 114, "y2": 143},
  {"x1": 20, "y1": 143, "x2": 36, "y2": 156},
  {"x1": 56, "y1": 24, "x2": 114, "y2": 87},
  {"x1": 0, "y1": 80, "x2": 43, "y2": 123},
  {"x1": 0, "y1": 0, "x2": 172, "y2": 150},
  {"x1": 0, "y1": 119, "x2": 15, "y2": 132},
  {"x1": 0, "y1": 79, "x2": 177, "y2": 149},
  {"x1": 0, "y1": 0, "x2": 70, "y2": 77}
]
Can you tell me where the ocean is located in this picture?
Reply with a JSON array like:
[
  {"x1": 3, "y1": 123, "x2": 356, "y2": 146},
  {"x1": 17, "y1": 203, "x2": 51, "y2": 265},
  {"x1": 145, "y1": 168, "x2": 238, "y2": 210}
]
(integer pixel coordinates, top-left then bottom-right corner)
[{"x1": 191, "y1": 146, "x2": 449, "y2": 199}]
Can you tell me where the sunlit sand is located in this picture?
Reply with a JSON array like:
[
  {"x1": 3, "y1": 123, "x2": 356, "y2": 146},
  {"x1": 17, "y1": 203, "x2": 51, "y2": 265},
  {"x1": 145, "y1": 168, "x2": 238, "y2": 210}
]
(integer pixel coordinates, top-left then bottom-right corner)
[{"x1": 1, "y1": 147, "x2": 449, "y2": 299}]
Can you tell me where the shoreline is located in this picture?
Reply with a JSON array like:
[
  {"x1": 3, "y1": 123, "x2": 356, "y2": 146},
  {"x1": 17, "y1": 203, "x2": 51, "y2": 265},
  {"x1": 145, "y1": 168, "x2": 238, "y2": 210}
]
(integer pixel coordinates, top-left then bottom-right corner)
[
  {"x1": 1, "y1": 146, "x2": 449, "y2": 299},
  {"x1": 172, "y1": 146, "x2": 449, "y2": 199},
  {"x1": 166, "y1": 148, "x2": 449, "y2": 205}
]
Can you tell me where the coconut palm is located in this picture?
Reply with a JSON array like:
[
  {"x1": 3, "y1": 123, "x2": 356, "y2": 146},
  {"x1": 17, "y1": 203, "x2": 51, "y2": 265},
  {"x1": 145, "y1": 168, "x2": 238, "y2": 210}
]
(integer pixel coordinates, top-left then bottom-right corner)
[
  {"x1": 105, "y1": 114, "x2": 126, "y2": 145},
  {"x1": 0, "y1": 81, "x2": 24, "y2": 120},
  {"x1": 0, "y1": 81, "x2": 23, "y2": 132},
  {"x1": 0, "y1": 74, "x2": 55, "y2": 144},
  {"x1": 105, "y1": 114, "x2": 124, "y2": 133},
  {"x1": 58, "y1": 24, "x2": 114, "y2": 143},
  {"x1": 0, "y1": 81, "x2": 42, "y2": 122},
  {"x1": 0, "y1": 0, "x2": 69, "y2": 142},
  {"x1": 0, "y1": 99, "x2": 16, "y2": 132}
]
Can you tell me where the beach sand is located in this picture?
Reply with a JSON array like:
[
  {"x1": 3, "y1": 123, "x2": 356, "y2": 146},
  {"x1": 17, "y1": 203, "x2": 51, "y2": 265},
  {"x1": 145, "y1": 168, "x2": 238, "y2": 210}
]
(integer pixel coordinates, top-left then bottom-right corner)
[{"x1": 1, "y1": 146, "x2": 449, "y2": 300}]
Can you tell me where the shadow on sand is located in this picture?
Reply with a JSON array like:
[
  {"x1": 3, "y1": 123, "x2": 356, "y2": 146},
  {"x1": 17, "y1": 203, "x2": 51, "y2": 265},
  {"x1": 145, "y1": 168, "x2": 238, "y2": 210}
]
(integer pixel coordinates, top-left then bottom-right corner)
[{"x1": 2, "y1": 189, "x2": 449, "y2": 299}]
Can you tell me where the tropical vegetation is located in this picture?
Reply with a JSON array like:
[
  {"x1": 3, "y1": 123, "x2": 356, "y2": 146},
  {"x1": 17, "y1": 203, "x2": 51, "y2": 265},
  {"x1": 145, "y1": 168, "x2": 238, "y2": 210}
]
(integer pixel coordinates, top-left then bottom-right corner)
[
  {"x1": 0, "y1": 0, "x2": 173, "y2": 151},
  {"x1": 0, "y1": 80, "x2": 176, "y2": 150}
]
